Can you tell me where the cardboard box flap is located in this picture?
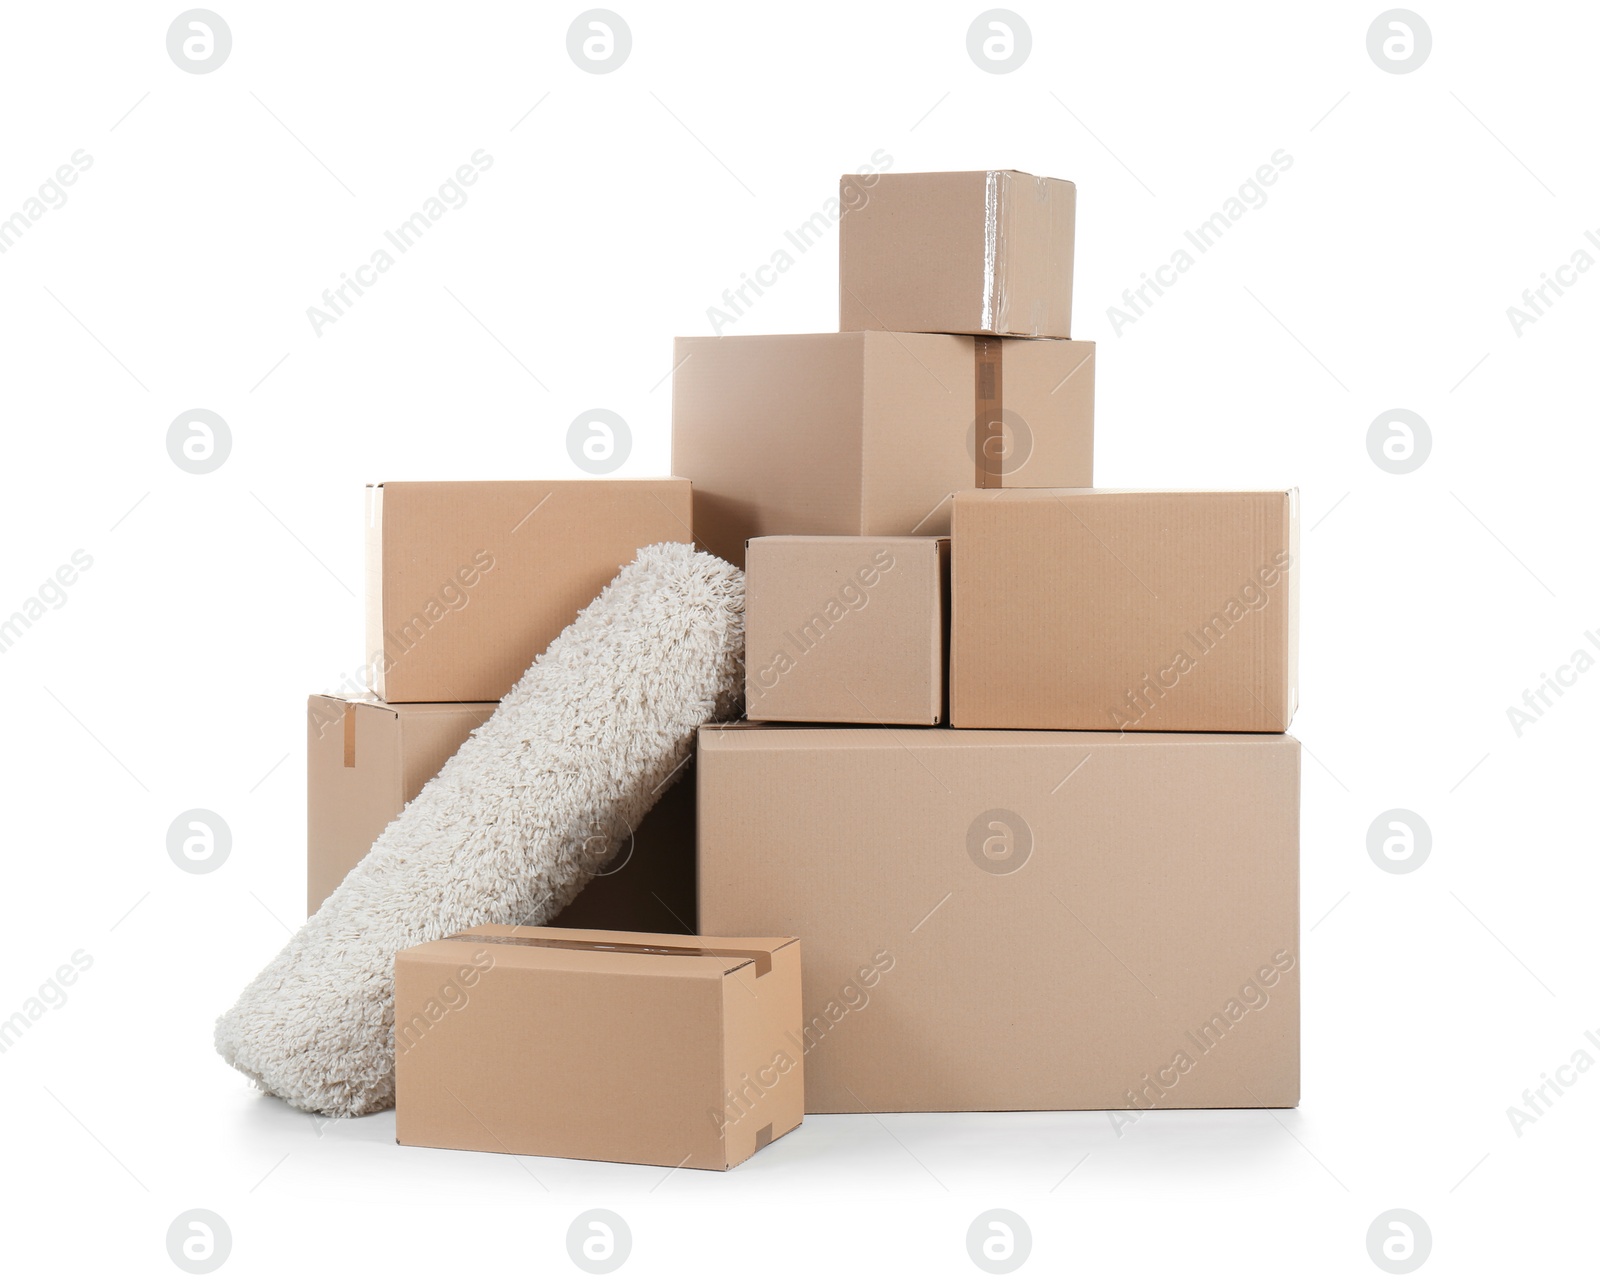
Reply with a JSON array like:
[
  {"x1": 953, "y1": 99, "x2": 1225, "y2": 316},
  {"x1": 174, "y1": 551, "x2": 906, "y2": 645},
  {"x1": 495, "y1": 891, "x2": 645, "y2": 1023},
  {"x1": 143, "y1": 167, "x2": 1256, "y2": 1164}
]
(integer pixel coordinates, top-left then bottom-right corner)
[{"x1": 401, "y1": 924, "x2": 797, "y2": 982}]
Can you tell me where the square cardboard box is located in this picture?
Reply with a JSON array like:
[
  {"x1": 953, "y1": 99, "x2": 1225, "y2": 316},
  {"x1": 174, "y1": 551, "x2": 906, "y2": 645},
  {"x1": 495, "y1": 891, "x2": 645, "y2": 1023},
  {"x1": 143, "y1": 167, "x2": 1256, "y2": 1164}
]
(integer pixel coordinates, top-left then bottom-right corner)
[
  {"x1": 839, "y1": 170, "x2": 1076, "y2": 337},
  {"x1": 744, "y1": 536, "x2": 947, "y2": 726}
]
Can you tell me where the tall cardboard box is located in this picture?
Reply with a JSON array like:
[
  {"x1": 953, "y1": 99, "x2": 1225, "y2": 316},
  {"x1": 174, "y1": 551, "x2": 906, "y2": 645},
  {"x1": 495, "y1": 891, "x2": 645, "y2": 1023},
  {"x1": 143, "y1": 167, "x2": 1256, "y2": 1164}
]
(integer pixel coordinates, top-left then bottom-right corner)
[
  {"x1": 839, "y1": 170, "x2": 1076, "y2": 337},
  {"x1": 698, "y1": 724, "x2": 1300, "y2": 1113},
  {"x1": 744, "y1": 536, "x2": 947, "y2": 726},
  {"x1": 672, "y1": 333, "x2": 1093, "y2": 566},
  {"x1": 307, "y1": 694, "x2": 699, "y2": 931},
  {"x1": 395, "y1": 925, "x2": 803, "y2": 1170},
  {"x1": 951, "y1": 489, "x2": 1299, "y2": 732},
  {"x1": 366, "y1": 479, "x2": 693, "y2": 701}
]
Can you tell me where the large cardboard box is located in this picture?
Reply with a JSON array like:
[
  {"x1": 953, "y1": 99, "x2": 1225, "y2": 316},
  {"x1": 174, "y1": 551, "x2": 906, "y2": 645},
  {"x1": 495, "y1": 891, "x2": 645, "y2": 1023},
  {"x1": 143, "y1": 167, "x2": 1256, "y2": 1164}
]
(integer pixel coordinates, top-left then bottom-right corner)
[
  {"x1": 307, "y1": 694, "x2": 699, "y2": 931},
  {"x1": 839, "y1": 170, "x2": 1076, "y2": 338},
  {"x1": 672, "y1": 333, "x2": 1093, "y2": 566},
  {"x1": 698, "y1": 725, "x2": 1300, "y2": 1113},
  {"x1": 365, "y1": 479, "x2": 693, "y2": 701},
  {"x1": 745, "y1": 536, "x2": 947, "y2": 726},
  {"x1": 395, "y1": 925, "x2": 803, "y2": 1169},
  {"x1": 951, "y1": 489, "x2": 1299, "y2": 732}
]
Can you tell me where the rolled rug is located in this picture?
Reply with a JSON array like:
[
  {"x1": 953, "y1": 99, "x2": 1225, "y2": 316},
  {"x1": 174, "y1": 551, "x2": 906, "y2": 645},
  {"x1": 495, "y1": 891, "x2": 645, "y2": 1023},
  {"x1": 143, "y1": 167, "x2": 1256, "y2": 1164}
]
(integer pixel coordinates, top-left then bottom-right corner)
[{"x1": 216, "y1": 542, "x2": 744, "y2": 1117}]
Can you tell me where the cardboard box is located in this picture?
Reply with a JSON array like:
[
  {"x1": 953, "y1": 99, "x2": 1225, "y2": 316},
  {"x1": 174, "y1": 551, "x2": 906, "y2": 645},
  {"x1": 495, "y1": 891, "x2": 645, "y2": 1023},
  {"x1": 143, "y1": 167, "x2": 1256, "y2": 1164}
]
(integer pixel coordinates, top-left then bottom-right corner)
[
  {"x1": 395, "y1": 925, "x2": 803, "y2": 1169},
  {"x1": 698, "y1": 725, "x2": 1300, "y2": 1113},
  {"x1": 951, "y1": 489, "x2": 1299, "y2": 732},
  {"x1": 744, "y1": 536, "x2": 947, "y2": 726},
  {"x1": 307, "y1": 694, "x2": 495, "y2": 915},
  {"x1": 365, "y1": 479, "x2": 693, "y2": 701},
  {"x1": 307, "y1": 694, "x2": 699, "y2": 931},
  {"x1": 672, "y1": 333, "x2": 1093, "y2": 566},
  {"x1": 839, "y1": 170, "x2": 1076, "y2": 338}
]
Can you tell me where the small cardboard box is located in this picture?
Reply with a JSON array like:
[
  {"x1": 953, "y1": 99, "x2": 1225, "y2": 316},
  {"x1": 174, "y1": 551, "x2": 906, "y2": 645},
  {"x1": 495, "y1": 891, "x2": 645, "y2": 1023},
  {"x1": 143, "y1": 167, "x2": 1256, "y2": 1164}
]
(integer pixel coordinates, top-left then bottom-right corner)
[
  {"x1": 672, "y1": 332, "x2": 1092, "y2": 566},
  {"x1": 366, "y1": 479, "x2": 693, "y2": 701},
  {"x1": 839, "y1": 170, "x2": 1076, "y2": 338},
  {"x1": 395, "y1": 925, "x2": 803, "y2": 1170},
  {"x1": 951, "y1": 489, "x2": 1299, "y2": 732},
  {"x1": 698, "y1": 724, "x2": 1300, "y2": 1113},
  {"x1": 745, "y1": 536, "x2": 947, "y2": 726},
  {"x1": 307, "y1": 694, "x2": 698, "y2": 931}
]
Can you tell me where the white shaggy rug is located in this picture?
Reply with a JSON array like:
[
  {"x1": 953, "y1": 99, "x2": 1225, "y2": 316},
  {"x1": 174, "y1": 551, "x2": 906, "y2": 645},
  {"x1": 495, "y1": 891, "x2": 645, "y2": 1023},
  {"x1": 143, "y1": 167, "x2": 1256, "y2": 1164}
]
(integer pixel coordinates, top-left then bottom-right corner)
[{"x1": 215, "y1": 543, "x2": 745, "y2": 1117}]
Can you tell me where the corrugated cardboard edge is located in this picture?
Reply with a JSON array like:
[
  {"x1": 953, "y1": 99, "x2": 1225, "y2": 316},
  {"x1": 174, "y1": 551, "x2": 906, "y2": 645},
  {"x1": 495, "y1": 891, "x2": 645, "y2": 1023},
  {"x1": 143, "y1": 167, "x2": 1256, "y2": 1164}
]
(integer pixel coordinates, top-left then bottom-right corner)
[
  {"x1": 719, "y1": 937, "x2": 804, "y2": 1168},
  {"x1": 364, "y1": 483, "x2": 385, "y2": 700},
  {"x1": 1285, "y1": 488, "x2": 1301, "y2": 727},
  {"x1": 934, "y1": 538, "x2": 951, "y2": 725}
]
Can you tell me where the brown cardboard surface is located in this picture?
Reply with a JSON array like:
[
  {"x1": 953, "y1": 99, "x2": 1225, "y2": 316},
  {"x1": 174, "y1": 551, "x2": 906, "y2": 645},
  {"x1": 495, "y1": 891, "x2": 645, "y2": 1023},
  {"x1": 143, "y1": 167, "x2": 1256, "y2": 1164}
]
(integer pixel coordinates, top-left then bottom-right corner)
[
  {"x1": 394, "y1": 925, "x2": 803, "y2": 1169},
  {"x1": 697, "y1": 724, "x2": 1299, "y2": 1113},
  {"x1": 672, "y1": 333, "x2": 1092, "y2": 566},
  {"x1": 744, "y1": 536, "x2": 947, "y2": 725},
  {"x1": 839, "y1": 170, "x2": 1076, "y2": 337},
  {"x1": 366, "y1": 479, "x2": 693, "y2": 701},
  {"x1": 951, "y1": 489, "x2": 1299, "y2": 732},
  {"x1": 306, "y1": 695, "x2": 495, "y2": 915},
  {"x1": 306, "y1": 694, "x2": 699, "y2": 930}
]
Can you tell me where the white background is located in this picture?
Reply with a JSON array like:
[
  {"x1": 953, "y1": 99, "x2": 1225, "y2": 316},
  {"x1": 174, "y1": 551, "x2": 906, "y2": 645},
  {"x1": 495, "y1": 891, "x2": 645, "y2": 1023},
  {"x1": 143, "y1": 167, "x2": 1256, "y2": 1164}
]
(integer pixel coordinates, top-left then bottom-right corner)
[{"x1": 2, "y1": 1, "x2": 1594, "y2": 1279}]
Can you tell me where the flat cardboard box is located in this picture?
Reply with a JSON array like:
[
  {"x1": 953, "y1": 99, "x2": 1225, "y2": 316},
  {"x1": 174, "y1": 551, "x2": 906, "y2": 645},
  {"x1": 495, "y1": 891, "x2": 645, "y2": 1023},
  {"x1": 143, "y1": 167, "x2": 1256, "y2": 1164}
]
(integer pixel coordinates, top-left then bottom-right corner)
[
  {"x1": 672, "y1": 333, "x2": 1093, "y2": 566},
  {"x1": 366, "y1": 479, "x2": 693, "y2": 701},
  {"x1": 307, "y1": 694, "x2": 699, "y2": 931},
  {"x1": 744, "y1": 536, "x2": 947, "y2": 726},
  {"x1": 395, "y1": 925, "x2": 803, "y2": 1169},
  {"x1": 698, "y1": 725, "x2": 1300, "y2": 1113},
  {"x1": 951, "y1": 489, "x2": 1299, "y2": 732},
  {"x1": 839, "y1": 170, "x2": 1076, "y2": 337}
]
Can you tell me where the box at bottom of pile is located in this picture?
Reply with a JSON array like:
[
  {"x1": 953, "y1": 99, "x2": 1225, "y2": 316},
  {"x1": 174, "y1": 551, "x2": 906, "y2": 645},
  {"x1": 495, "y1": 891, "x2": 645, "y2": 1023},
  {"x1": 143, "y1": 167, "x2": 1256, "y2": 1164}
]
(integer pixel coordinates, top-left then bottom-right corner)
[
  {"x1": 697, "y1": 724, "x2": 1299, "y2": 1113},
  {"x1": 394, "y1": 926, "x2": 803, "y2": 1170}
]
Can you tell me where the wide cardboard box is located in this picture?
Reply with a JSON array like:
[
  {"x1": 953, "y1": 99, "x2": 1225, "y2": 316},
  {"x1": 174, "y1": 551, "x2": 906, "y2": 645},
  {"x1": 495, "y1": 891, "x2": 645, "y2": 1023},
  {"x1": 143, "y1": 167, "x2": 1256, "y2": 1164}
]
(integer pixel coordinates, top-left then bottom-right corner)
[
  {"x1": 365, "y1": 479, "x2": 693, "y2": 701},
  {"x1": 745, "y1": 536, "x2": 947, "y2": 726},
  {"x1": 839, "y1": 170, "x2": 1076, "y2": 337},
  {"x1": 307, "y1": 694, "x2": 698, "y2": 931},
  {"x1": 394, "y1": 925, "x2": 803, "y2": 1169},
  {"x1": 951, "y1": 489, "x2": 1299, "y2": 732},
  {"x1": 672, "y1": 333, "x2": 1093, "y2": 565},
  {"x1": 698, "y1": 724, "x2": 1300, "y2": 1113}
]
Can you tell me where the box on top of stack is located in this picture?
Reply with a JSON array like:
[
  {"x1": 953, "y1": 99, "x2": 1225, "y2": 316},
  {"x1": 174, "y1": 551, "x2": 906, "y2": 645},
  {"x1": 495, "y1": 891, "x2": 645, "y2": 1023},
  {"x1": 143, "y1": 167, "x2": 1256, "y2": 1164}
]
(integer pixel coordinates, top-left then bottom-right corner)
[{"x1": 839, "y1": 169, "x2": 1077, "y2": 337}]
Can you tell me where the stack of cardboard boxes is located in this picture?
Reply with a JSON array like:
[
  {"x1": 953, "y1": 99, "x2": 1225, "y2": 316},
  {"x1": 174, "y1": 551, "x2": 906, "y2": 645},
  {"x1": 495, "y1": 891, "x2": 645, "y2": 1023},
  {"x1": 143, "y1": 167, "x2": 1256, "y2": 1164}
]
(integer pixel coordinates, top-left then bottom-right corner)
[{"x1": 310, "y1": 170, "x2": 1299, "y2": 1171}]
